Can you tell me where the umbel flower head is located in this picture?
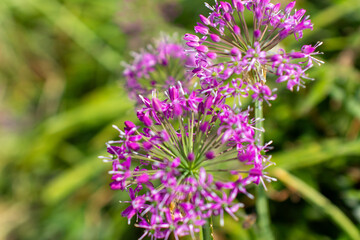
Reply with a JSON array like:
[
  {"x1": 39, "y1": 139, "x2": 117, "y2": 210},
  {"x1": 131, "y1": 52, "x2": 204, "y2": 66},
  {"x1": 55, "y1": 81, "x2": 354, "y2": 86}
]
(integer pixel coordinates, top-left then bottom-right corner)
[
  {"x1": 185, "y1": 0, "x2": 323, "y2": 92},
  {"x1": 123, "y1": 35, "x2": 197, "y2": 104},
  {"x1": 100, "y1": 85, "x2": 275, "y2": 239}
]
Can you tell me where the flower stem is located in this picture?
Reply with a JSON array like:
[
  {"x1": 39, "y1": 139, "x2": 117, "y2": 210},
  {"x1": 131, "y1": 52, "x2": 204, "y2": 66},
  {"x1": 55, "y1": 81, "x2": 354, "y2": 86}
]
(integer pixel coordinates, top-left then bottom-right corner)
[
  {"x1": 255, "y1": 99, "x2": 274, "y2": 240},
  {"x1": 200, "y1": 217, "x2": 213, "y2": 240},
  {"x1": 255, "y1": 97, "x2": 264, "y2": 147}
]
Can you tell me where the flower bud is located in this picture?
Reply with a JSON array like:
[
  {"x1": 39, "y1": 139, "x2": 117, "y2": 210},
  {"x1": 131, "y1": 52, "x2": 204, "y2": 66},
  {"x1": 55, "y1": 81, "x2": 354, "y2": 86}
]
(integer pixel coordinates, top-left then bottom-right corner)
[
  {"x1": 271, "y1": 54, "x2": 282, "y2": 62},
  {"x1": 301, "y1": 45, "x2": 315, "y2": 54},
  {"x1": 128, "y1": 142, "x2": 140, "y2": 151},
  {"x1": 186, "y1": 41, "x2": 200, "y2": 47},
  {"x1": 129, "y1": 135, "x2": 142, "y2": 142},
  {"x1": 220, "y1": 1, "x2": 231, "y2": 12},
  {"x1": 230, "y1": 47, "x2": 241, "y2": 57},
  {"x1": 143, "y1": 141, "x2": 153, "y2": 150},
  {"x1": 262, "y1": 85, "x2": 272, "y2": 96},
  {"x1": 200, "y1": 122, "x2": 210, "y2": 133},
  {"x1": 204, "y1": 96, "x2": 214, "y2": 109},
  {"x1": 194, "y1": 25, "x2": 209, "y2": 35},
  {"x1": 249, "y1": 168, "x2": 262, "y2": 177},
  {"x1": 284, "y1": 1, "x2": 296, "y2": 14},
  {"x1": 124, "y1": 121, "x2": 136, "y2": 131},
  {"x1": 205, "y1": 151, "x2": 215, "y2": 159},
  {"x1": 137, "y1": 173, "x2": 149, "y2": 183},
  {"x1": 171, "y1": 157, "x2": 181, "y2": 168},
  {"x1": 207, "y1": 52, "x2": 217, "y2": 59},
  {"x1": 161, "y1": 130, "x2": 170, "y2": 141},
  {"x1": 199, "y1": 14, "x2": 211, "y2": 25},
  {"x1": 152, "y1": 98, "x2": 163, "y2": 113},
  {"x1": 224, "y1": 13, "x2": 232, "y2": 22},
  {"x1": 169, "y1": 86, "x2": 179, "y2": 101},
  {"x1": 273, "y1": 3, "x2": 281, "y2": 12},
  {"x1": 187, "y1": 152, "x2": 195, "y2": 161},
  {"x1": 254, "y1": 29, "x2": 261, "y2": 39},
  {"x1": 232, "y1": 0, "x2": 244, "y2": 12},
  {"x1": 233, "y1": 25, "x2": 241, "y2": 35},
  {"x1": 290, "y1": 52, "x2": 305, "y2": 58},
  {"x1": 142, "y1": 115, "x2": 153, "y2": 126},
  {"x1": 196, "y1": 45, "x2": 209, "y2": 53},
  {"x1": 295, "y1": 9, "x2": 306, "y2": 20},
  {"x1": 173, "y1": 104, "x2": 183, "y2": 116},
  {"x1": 192, "y1": 67, "x2": 201, "y2": 74},
  {"x1": 210, "y1": 34, "x2": 221, "y2": 42},
  {"x1": 184, "y1": 33, "x2": 200, "y2": 42},
  {"x1": 198, "y1": 102, "x2": 205, "y2": 114}
]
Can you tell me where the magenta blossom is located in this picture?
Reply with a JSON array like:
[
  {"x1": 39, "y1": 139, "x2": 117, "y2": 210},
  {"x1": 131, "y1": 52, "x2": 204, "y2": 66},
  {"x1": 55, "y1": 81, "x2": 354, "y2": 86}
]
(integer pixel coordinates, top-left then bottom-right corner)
[
  {"x1": 100, "y1": 86, "x2": 275, "y2": 239},
  {"x1": 185, "y1": 0, "x2": 323, "y2": 95},
  {"x1": 123, "y1": 35, "x2": 197, "y2": 104}
]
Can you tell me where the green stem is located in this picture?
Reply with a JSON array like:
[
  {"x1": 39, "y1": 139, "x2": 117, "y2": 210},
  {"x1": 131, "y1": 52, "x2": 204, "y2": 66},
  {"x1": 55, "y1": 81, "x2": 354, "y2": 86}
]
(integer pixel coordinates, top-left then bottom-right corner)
[
  {"x1": 255, "y1": 98, "x2": 264, "y2": 146},
  {"x1": 200, "y1": 217, "x2": 213, "y2": 240},
  {"x1": 255, "y1": 99, "x2": 274, "y2": 240}
]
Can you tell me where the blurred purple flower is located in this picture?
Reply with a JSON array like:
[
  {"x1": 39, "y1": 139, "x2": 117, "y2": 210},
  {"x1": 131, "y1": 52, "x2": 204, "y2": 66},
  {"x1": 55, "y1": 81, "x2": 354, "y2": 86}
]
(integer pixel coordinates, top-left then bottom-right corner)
[{"x1": 123, "y1": 35, "x2": 197, "y2": 104}]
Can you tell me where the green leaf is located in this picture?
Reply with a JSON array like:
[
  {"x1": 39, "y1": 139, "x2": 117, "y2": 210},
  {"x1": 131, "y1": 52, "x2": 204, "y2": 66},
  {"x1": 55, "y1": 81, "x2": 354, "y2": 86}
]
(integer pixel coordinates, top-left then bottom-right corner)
[
  {"x1": 346, "y1": 98, "x2": 360, "y2": 119},
  {"x1": 42, "y1": 154, "x2": 105, "y2": 204},
  {"x1": 312, "y1": 0, "x2": 360, "y2": 29},
  {"x1": 22, "y1": 86, "x2": 134, "y2": 167},
  {"x1": 273, "y1": 139, "x2": 360, "y2": 170},
  {"x1": 296, "y1": 64, "x2": 336, "y2": 116},
  {"x1": 273, "y1": 168, "x2": 360, "y2": 240},
  {"x1": 7, "y1": 0, "x2": 123, "y2": 72}
]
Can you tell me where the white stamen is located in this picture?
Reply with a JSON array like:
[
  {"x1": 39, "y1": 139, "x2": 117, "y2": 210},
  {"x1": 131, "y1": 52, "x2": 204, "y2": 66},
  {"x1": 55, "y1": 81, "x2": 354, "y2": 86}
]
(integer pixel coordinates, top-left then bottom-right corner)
[{"x1": 112, "y1": 125, "x2": 125, "y2": 135}]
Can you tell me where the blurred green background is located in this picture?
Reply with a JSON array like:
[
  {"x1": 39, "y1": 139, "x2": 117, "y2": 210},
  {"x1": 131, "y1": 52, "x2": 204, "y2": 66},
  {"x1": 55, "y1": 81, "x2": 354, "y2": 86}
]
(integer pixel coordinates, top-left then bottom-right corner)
[{"x1": 0, "y1": 0, "x2": 359, "y2": 239}]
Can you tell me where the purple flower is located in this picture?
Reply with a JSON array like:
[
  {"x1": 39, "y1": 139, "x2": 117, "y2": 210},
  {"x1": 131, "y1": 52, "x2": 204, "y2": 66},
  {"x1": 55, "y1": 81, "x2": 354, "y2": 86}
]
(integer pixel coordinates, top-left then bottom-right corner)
[
  {"x1": 101, "y1": 2, "x2": 324, "y2": 239},
  {"x1": 123, "y1": 35, "x2": 196, "y2": 104},
  {"x1": 101, "y1": 87, "x2": 275, "y2": 239},
  {"x1": 185, "y1": 0, "x2": 323, "y2": 98},
  {"x1": 249, "y1": 83, "x2": 277, "y2": 104}
]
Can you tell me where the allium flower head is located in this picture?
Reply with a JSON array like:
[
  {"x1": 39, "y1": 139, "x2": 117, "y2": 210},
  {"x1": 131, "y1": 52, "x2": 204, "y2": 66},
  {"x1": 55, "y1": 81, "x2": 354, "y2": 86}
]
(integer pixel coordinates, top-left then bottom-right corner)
[
  {"x1": 101, "y1": 85, "x2": 275, "y2": 239},
  {"x1": 123, "y1": 35, "x2": 197, "y2": 103},
  {"x1": 185, "y1": 0, "x2": 323, "y2": 93}
]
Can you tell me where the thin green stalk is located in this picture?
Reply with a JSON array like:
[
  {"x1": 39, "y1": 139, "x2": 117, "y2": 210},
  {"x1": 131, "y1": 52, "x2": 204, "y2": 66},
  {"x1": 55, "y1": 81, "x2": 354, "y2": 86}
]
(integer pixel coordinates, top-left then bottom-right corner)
[
  {"x1": 255, "y1": 99, "x2": 274, "y2": 240},
  {"x1": 255, "y1": 97, "x2": 264, "y2": 147},
  {"x1": 200, "y1": 217, "x2": 213, "y2": 240}
]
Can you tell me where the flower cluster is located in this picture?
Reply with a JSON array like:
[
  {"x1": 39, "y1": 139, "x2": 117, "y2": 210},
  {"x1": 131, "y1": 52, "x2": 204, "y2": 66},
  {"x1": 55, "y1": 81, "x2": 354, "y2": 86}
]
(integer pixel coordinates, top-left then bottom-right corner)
[
  {"x1": 104, "y1": 0, "x2": 322, "y2": 239},
  {"x1": 123, "y1": 35, "x2": 196, "y2": 103},
  {"x1": 101, "y1": 86, "x2": 274, "y2": 239},
  {"x1": 185, "y1": 0, "x2": 323, "y2": 92}
]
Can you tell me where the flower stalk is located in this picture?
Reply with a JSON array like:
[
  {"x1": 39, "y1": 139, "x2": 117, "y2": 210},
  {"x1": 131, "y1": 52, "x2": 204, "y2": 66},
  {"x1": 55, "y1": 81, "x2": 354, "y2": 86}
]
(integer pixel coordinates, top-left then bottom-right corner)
[
  {"x1": 254, "y1": 65, "x2": 274, "y2": 239},
  {"x1": 256, "y1": 185, "x2": 273, "y2": 240},
  {"x1": 200, "y1": 217, "x2": 213, "y2": 240}
]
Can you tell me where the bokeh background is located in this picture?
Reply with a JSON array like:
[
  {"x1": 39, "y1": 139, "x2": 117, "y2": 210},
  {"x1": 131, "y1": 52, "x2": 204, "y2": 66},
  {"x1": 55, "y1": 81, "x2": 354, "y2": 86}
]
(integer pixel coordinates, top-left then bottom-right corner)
[{"x1": 1, "y1": 0, "x2": 360, "y2": 239}]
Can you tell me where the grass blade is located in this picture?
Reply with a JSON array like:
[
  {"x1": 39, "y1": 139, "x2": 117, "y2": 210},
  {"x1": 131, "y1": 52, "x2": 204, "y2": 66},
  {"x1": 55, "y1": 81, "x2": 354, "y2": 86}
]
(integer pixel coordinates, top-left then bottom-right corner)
[{"x1": 273, "y1": 168, "x2": 360, "y2": 240}]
